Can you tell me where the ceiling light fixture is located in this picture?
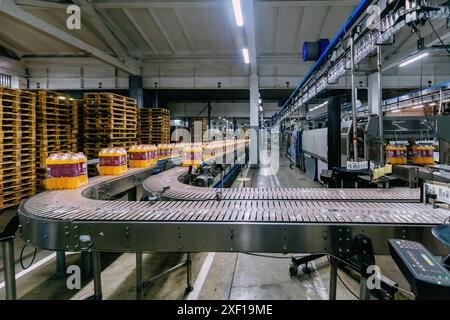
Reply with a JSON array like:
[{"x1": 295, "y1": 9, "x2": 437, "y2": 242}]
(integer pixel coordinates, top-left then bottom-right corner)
[
  {"x1": 412, "y1": 105, "x2": 424, "y2": 109},
  {"x1": 399, "y1": 52, "x2": 429, "y2": 67},
  {"x1": 232, "y1": 0, "x2": 244, "y2": 27},
  {"x1": 242, "y1": 48, "x2": 250, "y2": 64}
]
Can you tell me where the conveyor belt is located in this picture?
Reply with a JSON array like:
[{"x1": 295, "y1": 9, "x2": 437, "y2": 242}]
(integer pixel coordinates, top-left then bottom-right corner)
[
  {"x1": 143, "y1": 167, "x2": 421, "y2": 202},
  {"x1": 18, "y1": 161, "x2": 449, "y2": 255}
]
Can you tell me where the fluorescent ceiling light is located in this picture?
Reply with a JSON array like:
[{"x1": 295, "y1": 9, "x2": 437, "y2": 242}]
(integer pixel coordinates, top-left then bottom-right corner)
[
  {"x1": 58, "y1": 96, "x2": 66, "y2": 100},
  {"x1": 232, "y1": 0, "x2": 244, "y2": 26},
  {"x1": 429, "y1": 102, "x2": 437, "y2": 106},
  {"x1": 242, "y1": 48, "x2": 250, "y2": 64},
  {"x1": 399, "y1": 52, "x2": 429, "y2": 67},
  {"x1": 412, "y1": 105, "x2": 424, "y2": 109},
  {"x1": 259, "y1": 106, "x2": 263, "y2": 111},
  {"x1": 259, "y1": 99, "x2": 262, "y2": 104},
  {"x1": 309, "y1": 101, "x2": 328, "y2": 112},
  {"x1": 392, "y1": 109, "x2": 401, "y2": 113}
]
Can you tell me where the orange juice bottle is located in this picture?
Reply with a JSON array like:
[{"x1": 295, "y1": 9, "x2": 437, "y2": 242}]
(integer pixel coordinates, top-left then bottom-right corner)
[
  {"x1": 386, "y1": 145, "x2": 394, "y2": 164},
  {"x1": 65, "y1": 153, "x2": 80, "y2": 189},
  {"x1": 182, "y1": 144, "x2": 192, "y2": 167},
  {"x1": 425, "y1": 145, "x2": 434, "y2": 165},
  {"x1": 402, "y1": 145, "x2": 408, "y2": 164},
  {"x1": 193, "y1": 143, "x2": 203, "y2": 165},
  {"x1": 45, "y1": 153, "x2": 60, "y2": 189},
  {"x1": 98, "y1": 148, "x2": 110, "y2": 175},
  {"x1": 77, "y1": 152, "x2": 88, "y2": 186}
]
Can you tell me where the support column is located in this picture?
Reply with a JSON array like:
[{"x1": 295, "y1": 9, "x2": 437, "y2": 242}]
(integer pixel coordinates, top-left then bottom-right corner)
[
  {"x1": 129, "y1": 75, "x2": 143, "y2": 108},
  {"x1": 350, "y1": 36, "x2": 358, "y2": 161},
  {"x1": 327, "y1": 96, "x2": 341, "y2": 170},
  {"x1": 368, "y1": 46, "x2": 384, "y2": 163},
  {"x1": 207, "y1": 101, "x2": 212, "y2": 140},
  {"x1": 249, "y1": 74, "x2": 260, "y2": 167}
]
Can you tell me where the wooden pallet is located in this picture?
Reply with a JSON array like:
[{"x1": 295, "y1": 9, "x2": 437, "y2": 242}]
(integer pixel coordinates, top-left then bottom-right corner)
[
  {"x1": 33, "y1": 90, "x2": 77, "y2": 191},
  {"x1": 0, "y1": 87, "x2": 37, "y2": 210},
  {"x1": 83, "y1": 93, "x2": 137, "y2": 167}
]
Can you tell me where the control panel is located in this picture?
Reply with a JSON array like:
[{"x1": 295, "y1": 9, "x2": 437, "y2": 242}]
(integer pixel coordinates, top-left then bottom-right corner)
[{"x1": 388, "y1": 239, "x2": 450, "y2": 300}]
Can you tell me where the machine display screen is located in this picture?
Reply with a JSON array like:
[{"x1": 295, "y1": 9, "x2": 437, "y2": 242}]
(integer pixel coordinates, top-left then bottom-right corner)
[{"x1": 421, "y1": 253, "x2": 435, "y2": 266}]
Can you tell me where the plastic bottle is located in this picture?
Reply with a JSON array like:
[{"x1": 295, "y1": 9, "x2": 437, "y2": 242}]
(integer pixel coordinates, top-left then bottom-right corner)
[
  {"x1": 400, "y1": 145, "x2": 407, "y2": 165},
  {"x1": 425, "y1": 145, "x2": 434, "y2": 165},
  {"x1": 46, "y1": 153, "x2": 60, "y2": 190},
  {"x1": 193, "y1": 142, "x2": 203, "y2": 165},
  {"x1": 77, "y1": 152, "x2": 88, "y2": 186},
  {"x1": 386, "y1": 145, "x2": 395, "y2": 164}
]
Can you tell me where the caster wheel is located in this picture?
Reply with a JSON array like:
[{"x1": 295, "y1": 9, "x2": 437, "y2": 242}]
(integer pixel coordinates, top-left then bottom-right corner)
[
  {"x1": 185, "y1": 285, "x2": 194, "y2": 293},
  {"x1": 289, "y1": 264, "x2": 298, "y2": 276}
]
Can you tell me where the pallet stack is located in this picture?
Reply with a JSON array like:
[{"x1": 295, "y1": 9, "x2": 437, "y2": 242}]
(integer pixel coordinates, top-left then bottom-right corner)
[
  {"x1": 71, "y1": 98, "x2": 80, "y2": 152},
  {"x1": 0, "y1": 87, "x2": 36, "y2": 210},
  {"x1": 190, "y1": 117, "x2": 208, "y2": 142},
  {"x1": 138, "y1": 107, "x2": 170, "y2": 144},
  {"x1": 35, "y1": 90, "x2": 77, "y2": 191},
  {"x1": 137, "y1": 108, "x2": 152, "y2": 144},
  {"x1": 83, "y1": 93, "x2": 137, "y2": 161}
]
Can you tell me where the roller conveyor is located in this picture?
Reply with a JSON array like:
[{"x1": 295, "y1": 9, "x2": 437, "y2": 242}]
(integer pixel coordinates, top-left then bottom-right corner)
[
  {"x1": 18, "y1": 161, "x2": 449, "y2": 255},
  {"x1": 143, "y1": 167, "x2": 421, "y2": 202}
]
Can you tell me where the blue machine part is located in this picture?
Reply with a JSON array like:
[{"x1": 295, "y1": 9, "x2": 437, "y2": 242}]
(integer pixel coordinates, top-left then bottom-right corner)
[
  {"x1": 213, "y1": 164, "x2": 241, "y2": 188},
  {"x1": 302, "y1": 39, "x2": 330, "y2": 62}
]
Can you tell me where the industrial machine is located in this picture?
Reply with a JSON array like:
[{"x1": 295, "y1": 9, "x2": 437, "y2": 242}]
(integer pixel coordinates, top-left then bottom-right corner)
[{"x1": 389, "y1": 239, "x2": 450, "y2": 300}]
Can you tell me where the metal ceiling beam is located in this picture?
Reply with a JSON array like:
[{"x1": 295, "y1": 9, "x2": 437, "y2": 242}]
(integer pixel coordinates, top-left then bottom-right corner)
[
  {"x1": 318, "y1": 6, "x2": 332, "y2": 38},
  {"x1": 98, "y1": 10, "x2": 138, "y2": 54},
  {"x1": 15, "y1": 0, "x2": 67, "y2": 9},
  {"x1": 293, "y1": 6, "x2": 305, "y2": 51},
  {"x1": 123, "y1": 8, "x2": 158, "y2": 54},
  {"x1": 146, "y1": 8, "x2": 176, "y2": 54},
  {"x1": 73, "y1": 0, "x2": 129, "y2": 62},
  {"x1": 93, "y1": 1, "x2": 224, "y2": 9},
  {"x1": 274, "y1": 6, "x2": 281, "y2": 53},
  {"x1": 0, "y1": 0, "x2": 140, "y2": 75},
  {"x1": 173, "y1": 8, "x2": 195, "y2": 53},
  {"x1": 258, "y1": 0, "x2": 359, "y2": 7}
]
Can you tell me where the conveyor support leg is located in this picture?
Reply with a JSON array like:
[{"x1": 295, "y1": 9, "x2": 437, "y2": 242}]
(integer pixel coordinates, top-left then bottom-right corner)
[
  {"x1": 329, "y1": 256, "x2": 337, "y2": 300},
  {"x1": 185, "y1": 252, "x2": 193, "y2": 293},
  {"x1": 92, "y1": 251, "x2": 102, "y2": 300},
  {"x1": 56, "y1": 251, "x2": 66, "y2": 277},
  {"x1": 81, "y1": 251, "x2": 92, "y2": 278},
  {"x1": 2, "y1": 240, "x2": 16, "y2": 300},
  {"x1": 360, "y1": 276, "x2": 370, "y2": 300},
  {"x1": 136, "y1": 252, "x2": 143, "y2": 300}
]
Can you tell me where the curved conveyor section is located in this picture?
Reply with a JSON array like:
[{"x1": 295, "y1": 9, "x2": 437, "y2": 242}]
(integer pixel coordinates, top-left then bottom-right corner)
[
  {"x1": 18, "y1": 159, "x2": 450, "y2": 255},
  {"x1": 143, "y1": 166, "x2": 421, "y2": 202}
]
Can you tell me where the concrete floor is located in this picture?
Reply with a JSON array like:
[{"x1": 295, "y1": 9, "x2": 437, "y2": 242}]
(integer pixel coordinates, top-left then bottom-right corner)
[{"x1": 0, "y1": 151, "x2": 412, "y2": 300}]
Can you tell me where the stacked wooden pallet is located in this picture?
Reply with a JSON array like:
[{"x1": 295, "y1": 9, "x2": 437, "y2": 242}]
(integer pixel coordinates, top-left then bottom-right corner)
[
  {"x1": 35, "y1": 90, "x2": 77, "y2": 191},
  {"x1": 71, "y1": 98, "x2": 80, "y2": 151},
  {"x1": 0, "y1": 87, "x2": 36, "y2": 210},
  {"x1": 190, "y1": 117, "x2": 208, "y2": 142},
  {"x1": 138, "y1": 107, "x2": 170, "y2": 144},
  {"x1": 83, "y1": 93, "x2": 137, "y2": 160}
]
